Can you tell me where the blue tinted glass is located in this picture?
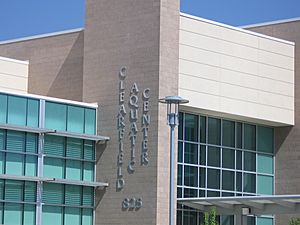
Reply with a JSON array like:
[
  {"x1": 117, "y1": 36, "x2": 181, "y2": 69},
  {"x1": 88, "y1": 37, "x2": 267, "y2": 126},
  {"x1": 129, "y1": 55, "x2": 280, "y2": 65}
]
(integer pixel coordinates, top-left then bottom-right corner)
[
  {"x1": 45, "y1": 102, "x2": 67, "y2": 131},
  {"x1": 7, "y1": 96, "x2": 27, "y2": 126},
  {"x1": 67, "y1": 106, "x2": 84, "y2": 133},
  {"x1": 27, "y1": 99, "x2": 39, "y2": 127},
  {"x1": 0, "y1": 94, "x2": 7, "y2": 123},
  {"x1": 85, "y1": 108, "x2": 96, "y2": 135}
]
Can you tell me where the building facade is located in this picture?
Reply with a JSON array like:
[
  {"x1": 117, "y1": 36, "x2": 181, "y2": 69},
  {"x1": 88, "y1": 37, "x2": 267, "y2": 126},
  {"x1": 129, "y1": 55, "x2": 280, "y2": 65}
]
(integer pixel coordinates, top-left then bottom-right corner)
[
  {"x1": 0, "y1": 89, "x2": 108, "y2": 225},
  {"x1": 0, "y1": 1, "x2": 299, "y2": 225}
]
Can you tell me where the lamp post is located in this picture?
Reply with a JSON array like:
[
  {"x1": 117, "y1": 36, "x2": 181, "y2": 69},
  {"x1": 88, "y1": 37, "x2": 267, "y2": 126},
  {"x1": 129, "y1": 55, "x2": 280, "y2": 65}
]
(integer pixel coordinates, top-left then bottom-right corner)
[{"x1": 159, "y1": 96, "x2": 189, "y2": 225}]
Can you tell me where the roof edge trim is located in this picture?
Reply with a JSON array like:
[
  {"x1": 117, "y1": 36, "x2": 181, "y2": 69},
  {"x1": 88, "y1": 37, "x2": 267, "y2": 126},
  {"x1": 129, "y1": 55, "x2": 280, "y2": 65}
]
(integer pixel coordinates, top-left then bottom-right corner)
[
  {"x1": 0, "y1": 56, "x2": 29, "y2": 65},
  {"x1": 0, "y1": 28, "x2": 84, "y2": 45},
  {"x1": 180, "y1": 13, "x2": 295, "y2": 46},
  {"x1": 241, "y1": 17, "x2": 300, "y2": 29},
  {"x1": 0, "y1": 89, "x2": 98, "y2": 109}
]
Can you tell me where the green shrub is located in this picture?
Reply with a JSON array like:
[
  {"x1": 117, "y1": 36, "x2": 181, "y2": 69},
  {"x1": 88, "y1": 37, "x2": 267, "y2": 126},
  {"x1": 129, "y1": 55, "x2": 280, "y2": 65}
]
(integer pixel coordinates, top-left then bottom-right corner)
[
  {"x1": 202, "y1": 207, "x2": 218, "y2": 225},
  {"x1": 289, "y1": 217, "x2": 300, "y2": 225}
]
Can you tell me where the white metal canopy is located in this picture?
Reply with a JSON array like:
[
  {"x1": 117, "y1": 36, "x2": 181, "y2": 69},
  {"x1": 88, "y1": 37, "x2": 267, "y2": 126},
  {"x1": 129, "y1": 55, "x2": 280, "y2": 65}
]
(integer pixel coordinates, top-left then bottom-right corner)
[{"x1": 178, "y1": 195, "x2": 300, "y2": 215}]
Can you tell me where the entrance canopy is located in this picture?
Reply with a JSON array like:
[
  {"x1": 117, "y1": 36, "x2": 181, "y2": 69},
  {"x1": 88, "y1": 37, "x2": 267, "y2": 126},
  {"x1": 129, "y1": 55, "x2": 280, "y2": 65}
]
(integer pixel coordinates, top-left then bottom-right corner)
[{"x1": 178, "y1": 195, "x2": 300, "y2": 215}]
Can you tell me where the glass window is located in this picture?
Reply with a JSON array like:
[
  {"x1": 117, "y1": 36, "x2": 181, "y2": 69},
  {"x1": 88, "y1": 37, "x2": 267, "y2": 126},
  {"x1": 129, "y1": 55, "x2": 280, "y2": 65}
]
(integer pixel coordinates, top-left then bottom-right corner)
[
  {"x1": 0, "y1": 154, "x2": 3, "y2": 175},
  {"x1": 236, "y1": 172, "x2": 242, "y2": 192},
  {"x1": 207, "y1": 191, "x2": 220, "y2": 197},
  {"x1": 24, "y1": 205, "x2": 36, "y2": 225},
  {"x1": 83, "y1": 162, "x2": 94, "y2": 182},
  {"x1": 257, "y1": 126, "x2": 273, "y2": 153},
  {"x1": 6, "y1": 130, "x2": 25, "y2": 152},
  {"x1": 5, "y1": 180, "x2": 23, "y2": 201},
  {"x1": 184, "y1": 114, "x2": 198, "y2": 142},
  {"x1": 65, "y1": 185, "x2": 81, "y2": 205},
  {"x1": 0, "y1": 130, "x2": 4, "y2": 150},
  {"x1": 183, "y1": 188, "x2": 197, "y2": 198},
  {"x1": 184, "y1": 143, "x2": 198, "y2": 164},
  {"x1": 184, "y1": 166, "x2": 198, "y2": 187},
  {"x1": 200, "y1": 145, "x2": 206, "y2": 165},
  {"x1": 222, "y1": 120, "x2": 235, "y2": 147},
  {"x1": 66, "y1": 160, "x2": 82, "y2": 181},
  {"x1": 82, "y1": 208, "x2": 93, "y2": 225},
  {"x1": 0, "y1": 94, "x2": 7, "y2": 123},
  {"x1": 177, "y1": 187, "x2": 182, "y2": 198},
  {"x1": 236, "y1": 122, "x2": 242, "y2": 148},
  {"x1": 42, "y1": 183, "x2": 64, "y2": 204},
  {"x1": 208, "y1": 118, "x2": 221, "y2": 145},
  {"x1": 257, "y1": 217, "x2": 273, "y2": 225},
  {"x1": 207, "y1": 169, "x2": 220, "y2": 189},
  {"x1": 222, "y1": 192, "x2": 234, "y2": 197},
  {"x1": 26, "y1": 133, "x2": 38, "y2": 153},
  {"x1": 44, "y1": 135, "x2": 65, "y2": 157},
  {"x1": 65, "y1": 207, "x2": 81, "y2": 225},
  {"x1": 257, "y1": 175, "x2": 273, "y2": 195},
  {"x1": 222, "y1": 215, "x2": 234, "y2": 225},
  {"x1": 244, "y1": 152, "x2": 256, "y2": 172},
  {"x1": 4, "y1": 203, "x2": 22, "y2": 225},
  {"x1": 179, "y1": 112, "x2": 183, "y2": 140},
  {"x1": 178, "y1": 142, "x2": 183, "y2": 163},
  {"x1": 6, "y1": 153, "x2": 23, "y2": 175},
  {"x1": 222, "y1": 148, "x2": 235, "y2": 169},
  {"x1": 247, "y1": 216, "x2": 256, "y2": 225},
  {"x1": 45, "y1": 102, "x2": 67, "y2": 131},
  {"x1": 82, "y1": 187, "x2": 94, "y2": 206},
  {"x1": 222, "y1": 171, "x2": 234, "y2": 191},
  {"x1": 244, "y1": 173, "x2": 256, "y2": 193},
  {"x1": 178, "y1": 165, "x2": 182, "y2": 186},
  {"x1": 183, "y1": 209, "x2": 198, "y2": 225},
  {"x1": 84, "y1": 108, "x2": 96, "y2": 135},
  {"x1": 83, "y1": 140, "x2": 95, "y2": 161},
  {"x1": 257, "y1": 154, "x2": 273, "y2": 174},
  {"x1": 177, "y1": 210, "x2": 182, "y2": 225},
  {"x1": 244, "y1": 124, "x2": 256, "y2": 150},
  {"x1": 66, "y1": 138, "x2": 82, "y2": 159},
  {"x1": 236, "y1": 151, "x2": 242, "y2": 170},
  {"x1": 67, "y1": 106, "x2": 84, "y2": 133},
  {"x1": 208, "y1": 146, "x2": 220, "y2": 167},
  {"x1": 25, "y1": 155, "x2": 37, "y2": 176},
  {"x1": 199, "y1": 168, "x2": 205, "y2": 188},
  {"x1": 27, "y1": 99, "x2": 39, "y2": 127},
  {"x1": 24, "y1": 181, "x2": 36, "y2": 202},
  {"x1": 7, "y1": 96, "x2": 27, "y2": 126},
  {"x1": 200, "y1": 116, "x2": 206, "y2": 143},
  {"x1": 44, "y1": 158, "x2": 64, "y2": 179},
  {"x1": 42, "y1": 206, "x2": 63, "y2": 225}
]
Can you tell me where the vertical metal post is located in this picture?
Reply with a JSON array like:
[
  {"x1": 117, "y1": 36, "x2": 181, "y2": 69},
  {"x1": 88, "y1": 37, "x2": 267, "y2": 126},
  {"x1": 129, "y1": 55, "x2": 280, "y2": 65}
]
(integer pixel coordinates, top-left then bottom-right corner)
[
  {"x1": 169, "y1": 113, "x2": 176, "y2": 225},
  {"x1": 159, "y1": 96, "x2": 189, "y2": 225},
  {"x1": 36, "y1": 99, "x2": 45, "y2": 225}
]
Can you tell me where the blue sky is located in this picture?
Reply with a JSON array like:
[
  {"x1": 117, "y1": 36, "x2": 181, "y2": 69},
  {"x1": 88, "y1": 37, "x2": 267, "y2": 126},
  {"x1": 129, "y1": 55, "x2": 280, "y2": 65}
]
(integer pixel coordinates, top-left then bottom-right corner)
[{"x1": 0, "y1": 0, "x2": 299, "y2": 41}]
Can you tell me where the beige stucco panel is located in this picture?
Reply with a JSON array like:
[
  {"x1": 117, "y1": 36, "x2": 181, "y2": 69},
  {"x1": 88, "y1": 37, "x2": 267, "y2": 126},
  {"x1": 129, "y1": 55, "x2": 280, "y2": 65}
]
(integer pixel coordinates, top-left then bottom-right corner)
[
  {"x1": 0, "y1": 57, "x2": 28, "y2": 93},
  {"x1": 179, "y1": 15, "x2": 295, "y2": 126}
]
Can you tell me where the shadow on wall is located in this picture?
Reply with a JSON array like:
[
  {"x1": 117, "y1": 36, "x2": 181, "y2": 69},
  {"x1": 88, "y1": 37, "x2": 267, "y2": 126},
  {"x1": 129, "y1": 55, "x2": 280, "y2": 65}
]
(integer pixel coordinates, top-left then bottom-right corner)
[
  {"x1": 275, "y1": 126, "x2": 293, "y2": 155},
  {"x1": 47, "y1": 32, "x2": 84, "y2": 101}
]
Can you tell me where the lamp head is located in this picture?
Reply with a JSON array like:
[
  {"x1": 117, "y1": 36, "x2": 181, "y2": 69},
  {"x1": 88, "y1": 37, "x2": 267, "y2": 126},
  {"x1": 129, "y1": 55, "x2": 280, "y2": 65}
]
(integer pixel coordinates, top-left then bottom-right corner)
[{"x1": 159, "y1": 96, "x2": 189, "y2": 126}]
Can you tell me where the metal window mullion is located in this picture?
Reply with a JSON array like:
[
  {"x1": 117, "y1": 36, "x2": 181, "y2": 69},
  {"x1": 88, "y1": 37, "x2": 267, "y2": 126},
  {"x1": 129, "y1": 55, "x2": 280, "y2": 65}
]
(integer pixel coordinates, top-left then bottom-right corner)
[
  {"x1": 255, "y1": 124, "x2": 258, "y2": 196},
  {"x1": 197, "y1": 114, "x2": 200, "y2": 197},
  {"x1": 241, "y1": 123, "x2": 244, "y2": 196},
  {"x1": 36, "y1": 99, "x2": 45, "y2": 225},
  {"x1": 205, "y1": 116, "x2": 208, "y2": 197},
  {"x1": 182, "y1": 113, "x2": 185, "y2": 196},
  {"x1": 220, "y1": 119, "x2": 223, "y2": 194}
]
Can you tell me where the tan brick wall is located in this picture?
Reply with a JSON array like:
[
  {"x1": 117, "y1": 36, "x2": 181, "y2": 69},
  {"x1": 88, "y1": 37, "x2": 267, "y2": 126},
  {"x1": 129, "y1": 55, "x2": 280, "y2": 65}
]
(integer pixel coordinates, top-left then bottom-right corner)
[
  {"x1": 0, "y1": 31, "x2": 84, "y2": 101},
  {"x1": 83, "y1": 0, "x2": 179, "y2": 224},
  {"x1": 248, "y1": 21, "x2": 300, "y2": 225}
]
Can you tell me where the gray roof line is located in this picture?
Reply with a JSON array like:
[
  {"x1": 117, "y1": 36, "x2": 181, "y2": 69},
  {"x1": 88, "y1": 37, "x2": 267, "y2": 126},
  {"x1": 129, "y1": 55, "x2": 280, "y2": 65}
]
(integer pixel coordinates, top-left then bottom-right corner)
[
  {"x1": 241, "y1": 17, "x2": 300, "y2": 28},
  {"x1": 0, "y1": 28, "x2": 84, "y2": 45}
]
